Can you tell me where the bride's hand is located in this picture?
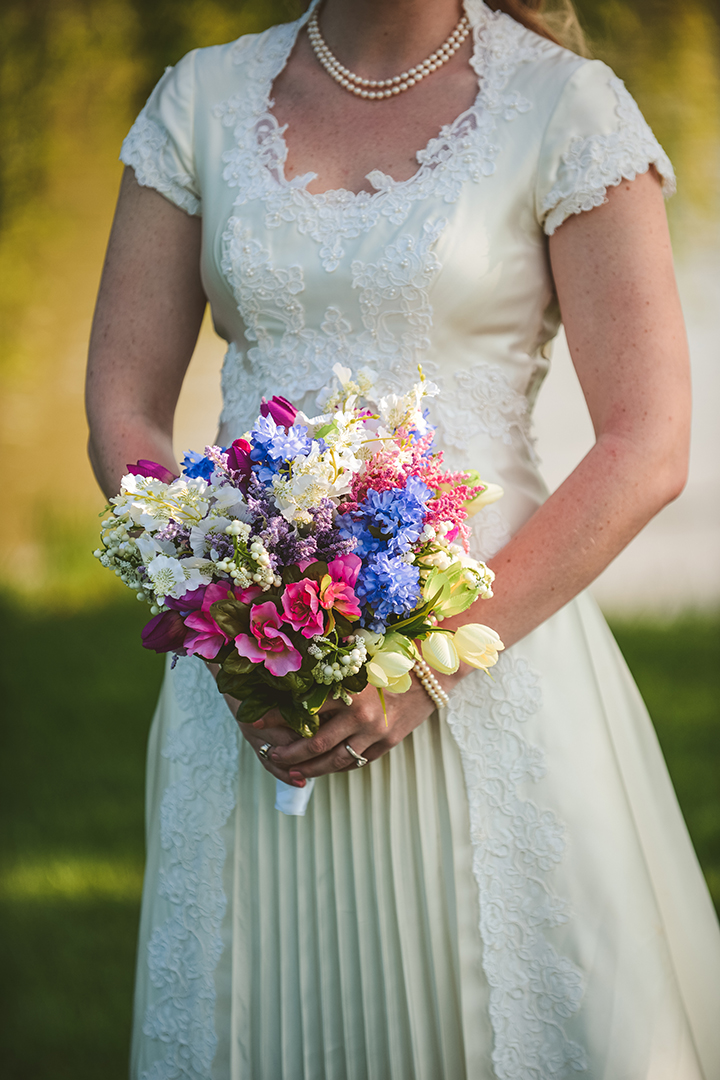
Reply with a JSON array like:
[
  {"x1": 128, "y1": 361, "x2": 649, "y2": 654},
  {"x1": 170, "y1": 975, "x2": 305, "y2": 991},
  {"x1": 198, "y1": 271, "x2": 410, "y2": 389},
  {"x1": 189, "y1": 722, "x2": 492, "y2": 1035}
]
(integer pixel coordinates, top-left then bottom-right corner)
[
  {"x1": 210, "y1": 670, "x2": 309, "y2": 788},
  {"x1": 267, "y1": 676, "x2": 440, "y2": 780}
]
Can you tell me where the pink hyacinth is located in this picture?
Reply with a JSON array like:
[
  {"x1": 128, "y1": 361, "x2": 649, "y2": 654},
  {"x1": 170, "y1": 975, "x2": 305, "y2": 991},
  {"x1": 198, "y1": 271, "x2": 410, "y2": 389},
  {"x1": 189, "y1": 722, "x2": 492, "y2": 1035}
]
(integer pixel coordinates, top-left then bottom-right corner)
[{"x1": 235, "y1": 601, "x2": 302, "y2": 677}]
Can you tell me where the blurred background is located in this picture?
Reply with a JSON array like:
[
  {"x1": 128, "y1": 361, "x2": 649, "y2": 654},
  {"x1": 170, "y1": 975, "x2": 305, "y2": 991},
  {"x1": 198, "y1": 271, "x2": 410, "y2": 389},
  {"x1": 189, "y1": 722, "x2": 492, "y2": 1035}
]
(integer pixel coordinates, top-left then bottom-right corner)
[{"x1": 0, "y1": 1, "x2": 718, "y2": 1075}]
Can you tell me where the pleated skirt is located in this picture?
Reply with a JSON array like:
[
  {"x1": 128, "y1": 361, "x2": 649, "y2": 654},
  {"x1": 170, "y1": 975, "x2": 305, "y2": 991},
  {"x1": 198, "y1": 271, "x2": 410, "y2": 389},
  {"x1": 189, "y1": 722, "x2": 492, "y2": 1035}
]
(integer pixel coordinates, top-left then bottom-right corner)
[{"x1": 131, "y1": 661, "x2": 493, "y2": 1080}]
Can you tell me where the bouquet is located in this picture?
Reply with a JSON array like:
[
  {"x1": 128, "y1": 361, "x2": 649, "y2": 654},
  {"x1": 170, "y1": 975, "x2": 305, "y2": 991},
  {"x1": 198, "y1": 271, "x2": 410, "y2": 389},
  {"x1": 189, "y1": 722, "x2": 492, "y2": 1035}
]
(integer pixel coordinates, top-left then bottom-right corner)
[{"x1": 94, "y1": 366, "x2": 504, "y2": 738}]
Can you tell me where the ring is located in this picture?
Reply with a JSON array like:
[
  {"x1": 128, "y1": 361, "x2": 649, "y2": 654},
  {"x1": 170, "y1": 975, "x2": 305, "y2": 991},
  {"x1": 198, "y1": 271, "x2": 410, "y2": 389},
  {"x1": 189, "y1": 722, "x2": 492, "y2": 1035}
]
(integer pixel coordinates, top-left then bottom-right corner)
[
  {"x1": 345, "y1": 743, "x2": 368, "y2": 768},
  {"x1": 258, "y1": 743, "x2": 272, "y2": 759}
]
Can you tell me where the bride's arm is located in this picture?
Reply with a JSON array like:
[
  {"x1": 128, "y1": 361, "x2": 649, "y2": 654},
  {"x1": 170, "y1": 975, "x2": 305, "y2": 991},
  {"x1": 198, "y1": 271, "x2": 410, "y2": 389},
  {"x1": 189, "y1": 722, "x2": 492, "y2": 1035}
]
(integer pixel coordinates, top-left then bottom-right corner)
[
  {"x1": 270, "y1": 169, "x2": 691, "y2": 780},
  {"x1": 86, "y1": 168, "x2": 206, "y2": 499}
]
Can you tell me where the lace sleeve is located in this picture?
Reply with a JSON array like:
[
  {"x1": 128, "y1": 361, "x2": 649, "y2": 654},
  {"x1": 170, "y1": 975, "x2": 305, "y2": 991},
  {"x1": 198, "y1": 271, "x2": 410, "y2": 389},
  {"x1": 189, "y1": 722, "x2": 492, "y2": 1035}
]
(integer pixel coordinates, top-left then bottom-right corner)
[
  {"x1": 536, "y1": 59, "x2": 675, "y2": 236},
  {"x1": 120, "y1": 52, "x2": 202, "y2": 216}
]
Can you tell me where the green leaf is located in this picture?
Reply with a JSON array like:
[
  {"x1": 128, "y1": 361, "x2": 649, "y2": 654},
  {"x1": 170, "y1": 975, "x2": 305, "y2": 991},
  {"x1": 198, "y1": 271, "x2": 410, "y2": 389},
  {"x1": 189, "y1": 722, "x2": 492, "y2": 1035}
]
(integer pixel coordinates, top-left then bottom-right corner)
[
  {"x1": 282, "y1": 565, "x2": 303, "y2": 585},
  {"x1": 216, "y1": 669, "x2": 258, "y2": 700},
  {"x1": 235, "y1": 689, "x2": 278, "y2": 725},
  {"x1": 278, "y1": 699, "x2": 317, "y2": 738},
  {"x1": 340, "y1": 670, "x2": 367, "y2": 694},
  {"x1": 209, "y1": 599, "x2": 251, "y2": 638},
  {"x1": 221, "y1": 651, "x2": 256, "y2": 676},
  {"x1": 301, "y1": 682, "x2": 330, "y2": 713}
]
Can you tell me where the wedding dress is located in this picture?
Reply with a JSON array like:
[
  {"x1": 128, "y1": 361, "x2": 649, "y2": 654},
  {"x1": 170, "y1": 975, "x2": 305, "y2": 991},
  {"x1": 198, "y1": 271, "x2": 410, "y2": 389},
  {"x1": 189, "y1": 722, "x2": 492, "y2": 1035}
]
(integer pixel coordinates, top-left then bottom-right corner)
[{"x1": 120, "y1": 2, "x2": 720, "y2": 1077}]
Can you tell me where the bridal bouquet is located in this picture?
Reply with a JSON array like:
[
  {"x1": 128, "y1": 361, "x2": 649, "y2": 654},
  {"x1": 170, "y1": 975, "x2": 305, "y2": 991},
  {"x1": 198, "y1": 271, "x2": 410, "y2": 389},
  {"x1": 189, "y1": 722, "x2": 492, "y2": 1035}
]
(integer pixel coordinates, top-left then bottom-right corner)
[{"x1": 94, "y1": 366, "x2": 504, "y2": 737}]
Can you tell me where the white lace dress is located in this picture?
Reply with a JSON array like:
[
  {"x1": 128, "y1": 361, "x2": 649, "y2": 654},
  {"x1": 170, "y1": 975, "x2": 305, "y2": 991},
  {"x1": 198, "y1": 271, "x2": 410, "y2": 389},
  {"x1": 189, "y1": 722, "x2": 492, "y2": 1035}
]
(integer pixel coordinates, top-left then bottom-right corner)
[{"x1": 120, "y1": 3, "x2": 720, "y2": 1078}]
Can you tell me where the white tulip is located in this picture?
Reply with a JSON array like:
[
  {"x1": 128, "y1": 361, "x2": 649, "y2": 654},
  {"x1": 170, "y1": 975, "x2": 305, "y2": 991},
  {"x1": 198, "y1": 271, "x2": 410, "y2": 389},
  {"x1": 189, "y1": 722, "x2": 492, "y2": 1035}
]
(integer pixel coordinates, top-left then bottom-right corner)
[
  {"x1": 453, "y1": 623, "x2": 504, "y2": 671},
  {"x1": 421, "y1": 631, "x2": 460, "y2": 674},
  {"x1": 463, "y1": 483, "x2": 504, "y2": 517}
]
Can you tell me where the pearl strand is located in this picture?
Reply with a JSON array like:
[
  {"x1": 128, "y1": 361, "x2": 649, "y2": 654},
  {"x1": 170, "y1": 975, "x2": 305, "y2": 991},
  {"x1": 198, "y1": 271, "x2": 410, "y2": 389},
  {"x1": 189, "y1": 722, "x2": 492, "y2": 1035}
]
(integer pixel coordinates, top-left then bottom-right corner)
[
  {"x1": 307, "y1": 10, "x2": 471, "y2": 100},
  {"x1": 413, "y1": 657, "x2": 450, "y2": 710}
]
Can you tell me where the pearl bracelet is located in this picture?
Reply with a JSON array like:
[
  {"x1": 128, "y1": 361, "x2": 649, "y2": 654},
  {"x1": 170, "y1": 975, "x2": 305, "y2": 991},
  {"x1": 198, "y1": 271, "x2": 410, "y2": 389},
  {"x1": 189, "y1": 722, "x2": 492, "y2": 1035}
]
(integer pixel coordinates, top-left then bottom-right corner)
[{"x1": 413, "y1": 657, "x2": 450, "y2": 710}]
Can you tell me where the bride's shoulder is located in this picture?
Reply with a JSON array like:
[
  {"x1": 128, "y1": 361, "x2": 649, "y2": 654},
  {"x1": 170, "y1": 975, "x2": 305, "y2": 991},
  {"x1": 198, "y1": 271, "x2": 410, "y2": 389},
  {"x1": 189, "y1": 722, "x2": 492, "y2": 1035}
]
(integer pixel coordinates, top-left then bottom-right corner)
[{"x1": 182, "y1": 18, "x2": 296, "y2": 100}]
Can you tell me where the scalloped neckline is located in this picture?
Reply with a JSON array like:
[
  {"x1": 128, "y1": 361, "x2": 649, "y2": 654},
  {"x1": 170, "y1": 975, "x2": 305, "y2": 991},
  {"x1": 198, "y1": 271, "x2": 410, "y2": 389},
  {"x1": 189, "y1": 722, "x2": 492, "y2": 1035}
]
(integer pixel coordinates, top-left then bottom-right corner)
[{"x1": 260, "y1": 1, "x2": 490, "y2": 201}]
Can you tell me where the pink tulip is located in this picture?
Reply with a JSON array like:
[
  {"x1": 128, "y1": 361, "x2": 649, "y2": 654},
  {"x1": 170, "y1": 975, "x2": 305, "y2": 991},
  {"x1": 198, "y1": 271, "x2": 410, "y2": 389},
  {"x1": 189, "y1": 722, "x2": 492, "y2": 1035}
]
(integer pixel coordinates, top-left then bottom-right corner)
[
  {"x1": 260, "y1": 395, "x2": 297, "y2": 428},
  {"x1": 281, "y1": 579, "x2": 325, "y2": 638},
  {"x1": 126, "y1": 459, "x2": 177, "y2": 484},
  {"x1": 235, "y1": 601, "x2": 302, "y2": 676}
]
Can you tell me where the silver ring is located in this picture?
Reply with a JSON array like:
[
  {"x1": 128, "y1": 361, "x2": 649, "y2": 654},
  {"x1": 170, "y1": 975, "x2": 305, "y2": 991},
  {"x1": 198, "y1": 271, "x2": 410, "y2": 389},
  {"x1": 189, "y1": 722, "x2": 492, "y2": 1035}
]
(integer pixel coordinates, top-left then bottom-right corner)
[
  {"x1": 345, "y1": 743, "x2": 368, "y2": 768},
  {"x1": 258, "y1": 743, "x2": 272, "y2": 759}
]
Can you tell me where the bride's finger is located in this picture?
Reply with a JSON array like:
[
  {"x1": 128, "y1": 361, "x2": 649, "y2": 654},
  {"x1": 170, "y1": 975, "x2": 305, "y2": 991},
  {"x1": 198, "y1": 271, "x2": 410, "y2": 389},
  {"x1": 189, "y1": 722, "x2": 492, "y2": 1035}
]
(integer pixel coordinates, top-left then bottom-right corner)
[
  {"x1": 287, "y1": 734, "x2": 377, "y2": 780},
  {"x1": 269, "y1": 711, "x2": 360, "y2": 768}
]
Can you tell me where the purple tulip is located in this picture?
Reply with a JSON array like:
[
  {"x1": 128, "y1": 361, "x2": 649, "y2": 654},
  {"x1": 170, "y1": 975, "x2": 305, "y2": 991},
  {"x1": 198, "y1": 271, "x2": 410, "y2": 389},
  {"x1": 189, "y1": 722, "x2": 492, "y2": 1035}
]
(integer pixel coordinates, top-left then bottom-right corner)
[
  {"x1": 164, "y1": 584, "x2": 208, "y2": 613},
  {"x1": 127, "y1": 459, "x2": 177, "y2": 484},
  {"x1": 141, "y1": 610, "x2": 188, "y2": 654},
  {"x1": 260, "y1": 395, "x2": 297, "y2": 429}
]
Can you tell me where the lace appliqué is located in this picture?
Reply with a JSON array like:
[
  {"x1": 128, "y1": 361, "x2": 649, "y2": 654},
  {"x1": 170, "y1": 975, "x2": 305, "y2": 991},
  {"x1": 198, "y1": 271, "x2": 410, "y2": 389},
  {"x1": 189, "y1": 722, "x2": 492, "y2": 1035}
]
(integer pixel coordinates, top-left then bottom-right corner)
[
  {"x1": 121, "y1": 96, "x2": 201, "y2": 217},
  {"x1": 445, "y1": 654, "x2": 588, "y2": 1079},
  {"x1": 469, "y1": 504, "x2": 512, "y2": 561},
  {"x1": 542, "y1": 76, "x2": 676, "y2": 236},
  {"x1": 141, "y1": 658, "x2": 238, "y2": 1080},
  {"x1": 214, "y1": 1, "x2": 542, "y2": 271},
  {"x1": 218, "y1": 220, "x2": 446, "y2": 434},
  {"x1": 432, "y1": 360, "x2": 537, "y2": 461}
]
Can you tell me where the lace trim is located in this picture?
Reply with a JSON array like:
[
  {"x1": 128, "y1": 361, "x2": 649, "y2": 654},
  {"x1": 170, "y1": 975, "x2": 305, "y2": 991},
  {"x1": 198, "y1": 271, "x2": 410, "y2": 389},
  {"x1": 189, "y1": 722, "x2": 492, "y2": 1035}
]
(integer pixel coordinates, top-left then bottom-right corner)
[
  {"x1": 140, "y1": 658, "x2": 238, "y2": 1080},
  {"x1": 542, "y1": 76, "x2": 676, "y2": 236},
  {"x1": 214, "y1": 1, "x2": 543, "y2": 271},
  {"x1": 121, "y1": 107, "x2": 201, "y2": 217},
  {"x1": 218, "y1": 219, "x2": 448, "y2": 433},
  {"x1": 445, "y1": 654, "x2": 588, "y2": 1079}
]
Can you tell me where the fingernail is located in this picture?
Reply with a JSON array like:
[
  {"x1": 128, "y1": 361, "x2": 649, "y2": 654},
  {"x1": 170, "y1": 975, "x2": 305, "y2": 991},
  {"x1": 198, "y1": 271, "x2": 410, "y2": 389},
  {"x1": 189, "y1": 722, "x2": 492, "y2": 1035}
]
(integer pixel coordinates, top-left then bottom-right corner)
[
  {"x1": 252, "y1": 720, "x2": 264, "y2": 728},
  {"x1": 289, "y1": 770, "x2": 303, "y2": 779},
  {"x1": 270, "y1": 751, "x2": 281, "y2": 762},
  {"x1": 293, "y1": 778, "x2": 306, "y2": 788}
]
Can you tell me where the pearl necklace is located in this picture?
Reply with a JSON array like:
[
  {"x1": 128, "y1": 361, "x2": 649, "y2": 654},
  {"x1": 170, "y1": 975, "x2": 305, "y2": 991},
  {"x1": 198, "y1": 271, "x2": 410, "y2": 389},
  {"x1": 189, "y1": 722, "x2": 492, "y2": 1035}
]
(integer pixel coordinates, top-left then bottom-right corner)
[{"x1": 307, "y1": 9, "x2": 471, "y2": 100}]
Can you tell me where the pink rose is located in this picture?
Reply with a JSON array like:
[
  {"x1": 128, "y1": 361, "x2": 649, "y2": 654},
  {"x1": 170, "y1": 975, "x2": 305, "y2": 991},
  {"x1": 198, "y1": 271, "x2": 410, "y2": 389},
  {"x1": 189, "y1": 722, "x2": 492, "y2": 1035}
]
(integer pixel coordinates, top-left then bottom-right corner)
[
  {"x1": 235, "y1": 601, "x2": 302, "y2": 677},
  {"x1": 319, "y1": 554, "x2": 362, "y2": 620},
  {"x1": 281, "y1": 579, "x2": 325, "y2": 638}
]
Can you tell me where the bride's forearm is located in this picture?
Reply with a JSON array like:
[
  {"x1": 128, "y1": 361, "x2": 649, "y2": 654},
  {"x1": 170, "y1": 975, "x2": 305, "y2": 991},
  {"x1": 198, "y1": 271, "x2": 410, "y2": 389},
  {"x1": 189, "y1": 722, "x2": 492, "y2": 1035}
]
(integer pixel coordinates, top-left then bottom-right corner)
[
  {"x1": 87, "y1": 415, "x2": 178, "y2": 501},
  {"x1": 445, "y1": 429, "x2": 687, "y2": 651}
]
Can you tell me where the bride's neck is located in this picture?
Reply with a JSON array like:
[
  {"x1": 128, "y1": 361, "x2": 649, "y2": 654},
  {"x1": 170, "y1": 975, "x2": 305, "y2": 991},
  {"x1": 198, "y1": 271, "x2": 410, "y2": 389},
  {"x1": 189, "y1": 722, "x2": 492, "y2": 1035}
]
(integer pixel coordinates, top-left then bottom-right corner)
[{"x1": 317, "y1": 0, "x2": 467, "y2": 76}]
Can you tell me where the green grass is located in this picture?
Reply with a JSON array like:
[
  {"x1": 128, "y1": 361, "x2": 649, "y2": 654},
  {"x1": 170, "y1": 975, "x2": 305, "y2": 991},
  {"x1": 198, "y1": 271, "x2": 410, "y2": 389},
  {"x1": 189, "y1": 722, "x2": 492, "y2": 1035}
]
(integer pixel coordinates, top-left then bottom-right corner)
[{"x1": 0, "y1": 598, "x2": 718, "y2": 1078}]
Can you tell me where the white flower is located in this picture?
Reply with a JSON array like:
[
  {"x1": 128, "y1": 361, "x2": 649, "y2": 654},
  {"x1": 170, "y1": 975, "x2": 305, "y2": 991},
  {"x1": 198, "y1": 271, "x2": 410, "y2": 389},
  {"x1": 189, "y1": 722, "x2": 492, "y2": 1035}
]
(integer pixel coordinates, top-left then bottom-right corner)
[
  {"x1": 422, "y1": 631, "x2": 460, "y2": 674},
  {"x1": 453, "y1": 624, "x2": 504, "y2": 672},
  {"x1": 146, "y1": 555, "x2": 188, "y2": 599},
  {"x1": 189, "y1": 516, "x2": 232, "y2": 557},
  {"x1": 464, "y1": 483, "x2": 504, "y2": 517}
]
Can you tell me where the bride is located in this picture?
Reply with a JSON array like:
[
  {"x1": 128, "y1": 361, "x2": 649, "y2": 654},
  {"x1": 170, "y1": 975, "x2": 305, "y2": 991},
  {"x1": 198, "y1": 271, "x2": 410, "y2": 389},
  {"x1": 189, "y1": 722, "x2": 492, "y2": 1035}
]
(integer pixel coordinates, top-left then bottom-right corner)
[{"x1": 86, "y1": 0, "x2": 720, "y2": 1076}]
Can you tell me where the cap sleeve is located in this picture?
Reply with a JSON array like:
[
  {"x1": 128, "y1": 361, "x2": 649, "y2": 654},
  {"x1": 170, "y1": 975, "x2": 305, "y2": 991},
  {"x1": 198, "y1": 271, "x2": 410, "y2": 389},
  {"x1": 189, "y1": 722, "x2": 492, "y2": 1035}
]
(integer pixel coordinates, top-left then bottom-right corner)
[
  {"x1": 536, "y1": 59, "x2": 675, "y2": 236},
  {"x1": 120, "y1": 51, "x2": 201, "y2": 217}
]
